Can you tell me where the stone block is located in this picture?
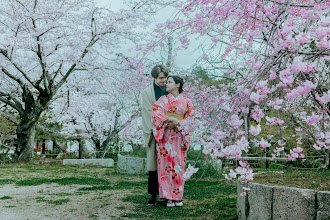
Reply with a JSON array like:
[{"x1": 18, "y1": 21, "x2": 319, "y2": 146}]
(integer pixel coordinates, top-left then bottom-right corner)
[
  {"x1": 247, "y1": 182, "x2": 273, "y2": 220},
  {"x1": 116, "y1": 154, "x2": 128, "y2": 173},
  {"x1": 63, "y1": 159, "x2": 114, "y2": 167},
  {"x1": 273, "y1": 186, "x2": 316, "y2": 220},
  {"x1": 117, "y1": 154, "x2": 148, "y2": 175},
  {"x1": 317, "y1": 191, "x2": 330, "y2": 220},
  {"x1": 237, "y1": 177, "x2": 249, "y2": 220}
]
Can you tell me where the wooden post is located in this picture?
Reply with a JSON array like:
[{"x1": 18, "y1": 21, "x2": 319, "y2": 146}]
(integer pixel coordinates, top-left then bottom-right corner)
[
  {"x1": 41, "y1": 139, "x2": 46, "y2": 154},
  {"x1": 265, "y1": 148, "x2": 269, "y2": 169},
  {"x1": 78, "y1": 140, "x2": 82, "y2": 159}
]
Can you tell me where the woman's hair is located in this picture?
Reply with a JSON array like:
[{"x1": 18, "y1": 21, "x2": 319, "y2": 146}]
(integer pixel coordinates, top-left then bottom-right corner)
[
  {"x1": 151, "y1": 64, "x2": 169, "y2": 78},
  {"x1": 168, "y1": 75, "x2": 184, "y2": 93}
]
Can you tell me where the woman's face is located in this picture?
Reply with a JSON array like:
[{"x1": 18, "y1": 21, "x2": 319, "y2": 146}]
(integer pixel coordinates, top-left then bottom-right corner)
[{"x1": 166, "y1": 77, "x2": 180, "y2": 93}]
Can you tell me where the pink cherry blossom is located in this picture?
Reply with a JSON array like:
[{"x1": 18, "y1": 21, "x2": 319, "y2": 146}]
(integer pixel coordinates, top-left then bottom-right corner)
[
  {"x1": 306, "y1": 113, "x2": 322, "y2": 125},
  {"x1": 250, "y1": 92, "x2": 261, "y2": 104},
  {"x1": 258, "y1": 138, "x2": 271, "y2": 149},
  {"x1": 182, "y1": 164, "x2": 199, "y2": 181},
  {"x1": 249, "y1": 124, "x2": 261, "y2": 136},
  {"x1": 315, "y1": 91, "x2": 330, "y2": 104}
]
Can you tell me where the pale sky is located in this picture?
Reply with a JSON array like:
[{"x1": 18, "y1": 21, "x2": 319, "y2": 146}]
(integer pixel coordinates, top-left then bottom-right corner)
[{"x1": 95, "y1": 0, "x2": 203, "y2": 71}]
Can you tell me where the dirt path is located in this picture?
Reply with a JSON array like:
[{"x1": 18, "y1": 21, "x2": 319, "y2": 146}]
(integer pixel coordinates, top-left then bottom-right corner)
[{"x1": 0, "y1": 183, "x2": 135, "y2": 220}]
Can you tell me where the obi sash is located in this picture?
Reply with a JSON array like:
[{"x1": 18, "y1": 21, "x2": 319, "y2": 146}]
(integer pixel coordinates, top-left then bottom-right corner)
[{"x1": 165, "y1": 112, "x2": 184, "y2": 121}]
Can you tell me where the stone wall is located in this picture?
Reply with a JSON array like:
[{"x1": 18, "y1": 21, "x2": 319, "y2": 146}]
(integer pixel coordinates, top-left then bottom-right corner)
[{"x1": 237, "y1": 178, "x2": 330, "y2": 220}]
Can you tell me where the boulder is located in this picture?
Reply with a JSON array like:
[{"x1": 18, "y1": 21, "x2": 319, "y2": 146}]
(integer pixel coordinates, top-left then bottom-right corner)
[{"x1": 116, "y1": 154, "x2": 148, "y2": 174}]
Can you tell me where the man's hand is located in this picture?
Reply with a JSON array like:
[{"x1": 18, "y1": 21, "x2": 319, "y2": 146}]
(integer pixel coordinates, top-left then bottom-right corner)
[
  {"x1": 166, "y1": 121, "x2": 177, "y2": 129},
  {"x1": 166, "y1": 117, "x2": 180, "y2": 130}
]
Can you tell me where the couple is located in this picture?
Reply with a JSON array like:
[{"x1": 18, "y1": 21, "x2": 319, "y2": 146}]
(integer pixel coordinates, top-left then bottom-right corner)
[{"x1": 142, "y1": 64, "x2": 195, "y2": 207}]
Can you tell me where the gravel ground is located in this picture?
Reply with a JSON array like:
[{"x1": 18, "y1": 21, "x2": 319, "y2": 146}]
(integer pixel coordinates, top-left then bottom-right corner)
[{"x1": 0, "y1": 183, "x2": 134, "y2": 220}]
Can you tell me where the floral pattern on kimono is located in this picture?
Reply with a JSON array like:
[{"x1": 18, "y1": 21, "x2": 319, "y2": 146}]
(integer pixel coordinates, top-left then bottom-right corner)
[{"x1": 152, "y1": 94, "x2": 195, "y2": 201}]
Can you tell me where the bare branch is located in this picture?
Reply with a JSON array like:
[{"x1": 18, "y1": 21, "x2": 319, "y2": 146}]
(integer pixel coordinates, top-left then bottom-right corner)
[
  {"x1": 266, "y1": 0, "x2": 317, "y2": 8},
  {"x1": 54, "y1": 37, "x2": 100, "y2": 91},
  {"x1": 0, "y1": 92, "x2": 23, "y2": 114},
  {"x1": 31, "y1": 18, "x2": 51, "y2": 95},
  {"x1": 1, "y1": 66, "x2": 24, "y2": 87},
  {"x1": 0, "y1": 49, "x2": 38, "y2": 90}
]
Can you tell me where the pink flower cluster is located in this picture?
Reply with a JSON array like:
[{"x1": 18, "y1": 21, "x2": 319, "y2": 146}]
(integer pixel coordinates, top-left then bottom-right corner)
[
  {"x1": 258, "y1": 138, "x2": 271, "y2": 149},
  {"x1": 219, "y1": 136, "x2": 249, "y2": 159},
  {"x1": 313, "y1": 132, "x2": 330, "y2": 150},
  {"x1": 225, "y1": 161, "x2": 253, "y2": 183},
  {"x1": 265, "y1": 117, "x2": 284, "y2": 126},
  {"x1": 251, "y1": 106, "x2": 264, "y2": 122},
  {"x1": 287, "y1": 146, "x2": 305, "y2": 161},
  {"x1": 315, "y1": 91, "x2": 330, "y2": 104},
  {"x1": 285, "y1": 80, "x2": 317, "y2": 101},
  {"x1": 249, "y1": 124, "x2": 261, "y2": 136},
  {"x1": 227, "y1": 115, "x2": 244, "y2": 131},
  {"x1": 306, "y1": 113, "x2": 323, "y2": 125},
  {"x1": 182, "y1": 164, "x2": 199, "y2": 181},
  {"x1": 267, "y1": 98, "x2": 283, "y2": 110}
]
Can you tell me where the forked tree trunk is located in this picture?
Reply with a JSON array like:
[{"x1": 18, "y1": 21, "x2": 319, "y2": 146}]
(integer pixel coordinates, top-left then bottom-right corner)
[{"x1": 17, "y1": 124, "x2": 36, "y2": 162}]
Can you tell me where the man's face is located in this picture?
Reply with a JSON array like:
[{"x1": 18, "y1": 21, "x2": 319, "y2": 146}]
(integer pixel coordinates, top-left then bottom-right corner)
[{"x1": 154, "y1": 72, "x2": 166, "y2": 87}]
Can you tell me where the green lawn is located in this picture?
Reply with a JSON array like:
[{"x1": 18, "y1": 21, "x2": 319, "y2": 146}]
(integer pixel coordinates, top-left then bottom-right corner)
[
  {"x1": 2, "y1": 163, "x2": 326, "y2": 219},
  {"x1": 0, "y1": 163, "x2": 238, "y2": 219}
]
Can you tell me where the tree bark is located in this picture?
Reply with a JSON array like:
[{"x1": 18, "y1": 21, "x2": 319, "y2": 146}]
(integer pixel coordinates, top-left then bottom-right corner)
[{"x1": 17, "y1": 124, "x2": 36, "y2": 162}]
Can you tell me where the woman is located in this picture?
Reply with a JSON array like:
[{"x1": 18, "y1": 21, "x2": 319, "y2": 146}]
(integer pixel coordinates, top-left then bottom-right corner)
[{"x1": 151, "y1": 75, "x2": 195, "y2": 207}]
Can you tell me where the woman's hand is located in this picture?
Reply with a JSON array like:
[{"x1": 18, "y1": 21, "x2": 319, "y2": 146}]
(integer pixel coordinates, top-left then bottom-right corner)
[{"x1": 166, "y1": 117, "x2": 180, "y2": 130}]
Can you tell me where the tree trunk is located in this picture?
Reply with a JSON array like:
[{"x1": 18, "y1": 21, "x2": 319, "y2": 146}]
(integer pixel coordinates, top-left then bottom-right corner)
[{"x1": 17, "y1": 124, "x2": 36, "y2": 162}]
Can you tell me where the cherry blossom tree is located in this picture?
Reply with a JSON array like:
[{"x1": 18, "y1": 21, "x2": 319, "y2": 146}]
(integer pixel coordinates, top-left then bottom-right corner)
[
  {"x1": 117, "y1": 0, "x2": 329, "y2": 190},
  {"x1": 0, "y1": 0, "x2": 155, "y2": 161},
  {"x1": 161, "y1": 0, "x2": 330, "y2": 181}
]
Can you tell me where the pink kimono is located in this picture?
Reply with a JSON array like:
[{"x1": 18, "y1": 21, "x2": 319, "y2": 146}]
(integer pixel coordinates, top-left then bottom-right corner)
[{"x1": 152, "y1": 94, "x2": 195, "y2": 201}]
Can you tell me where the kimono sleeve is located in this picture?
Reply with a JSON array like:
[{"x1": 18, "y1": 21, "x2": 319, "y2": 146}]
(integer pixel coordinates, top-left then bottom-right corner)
[
  {"x1": 151, "y1": 96, "x2": 169, "y2": 142},
  {"x1": 180, "y1": 98, "x2": 195, "y2": 150}
]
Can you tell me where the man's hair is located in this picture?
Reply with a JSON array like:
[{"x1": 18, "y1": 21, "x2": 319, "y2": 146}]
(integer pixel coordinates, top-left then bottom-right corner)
[
  {"x1": 151, "y1": 64, "x2": 169, "y2": 79},
  {"x1": 167, "y1": 75, "x2": 184, "y2": 93}
]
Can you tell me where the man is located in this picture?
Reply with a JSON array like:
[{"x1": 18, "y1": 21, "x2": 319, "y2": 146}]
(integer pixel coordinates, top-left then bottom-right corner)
[{"x1": 142, "y1": 64, "x2": 170, "y2": 205}]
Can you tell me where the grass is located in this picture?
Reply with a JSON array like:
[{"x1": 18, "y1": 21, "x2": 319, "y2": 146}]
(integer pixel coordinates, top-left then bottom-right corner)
[
  {"x1": 0, "y1": 163, "x2": 237, "y2": 219},
  {"x1": 36, "y1": 198, "x2": 70, "y2": 205},
  {"x1": 16, "y1": 177, "x2": 110, "y2": 186},
  {"x1": 121, "y1": 178, "x2": 238, "y2": 219},
  {"x1": 120, "y1": 147, "x2": 147, "y2": 158},
  {"x1": 0, "y1": 196, "x2": 12, "y2": 200},
  {"x1": 0, "y1": 163, "x2": 328, "y2": 219},
  {"x1": 78, "y1": 180, "x2": 147, "y2": 191},
  {"x1": 253, "y1": 169, "x2": 330, "y2": 191}
]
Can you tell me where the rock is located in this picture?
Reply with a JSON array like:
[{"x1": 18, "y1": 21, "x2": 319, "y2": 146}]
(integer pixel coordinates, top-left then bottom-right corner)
[
  {"x1": 247, "y1": 182, "x2": 273, "y2": 220},
  {"x1": 317, "y1": 191, "x2": 330, "y2": 220},
  {"x1": 272, "y1": 186, "x2": 316, "y2": 220},
  {"x1": 237, "y1": 177, "x2": 249, "y2": 220},
  {"x1": 62, "y1": 159, "x2": 114, "y2": 167},
  {"x1": 116, "y1": 154, "x2": 147, "y2": 174}
]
